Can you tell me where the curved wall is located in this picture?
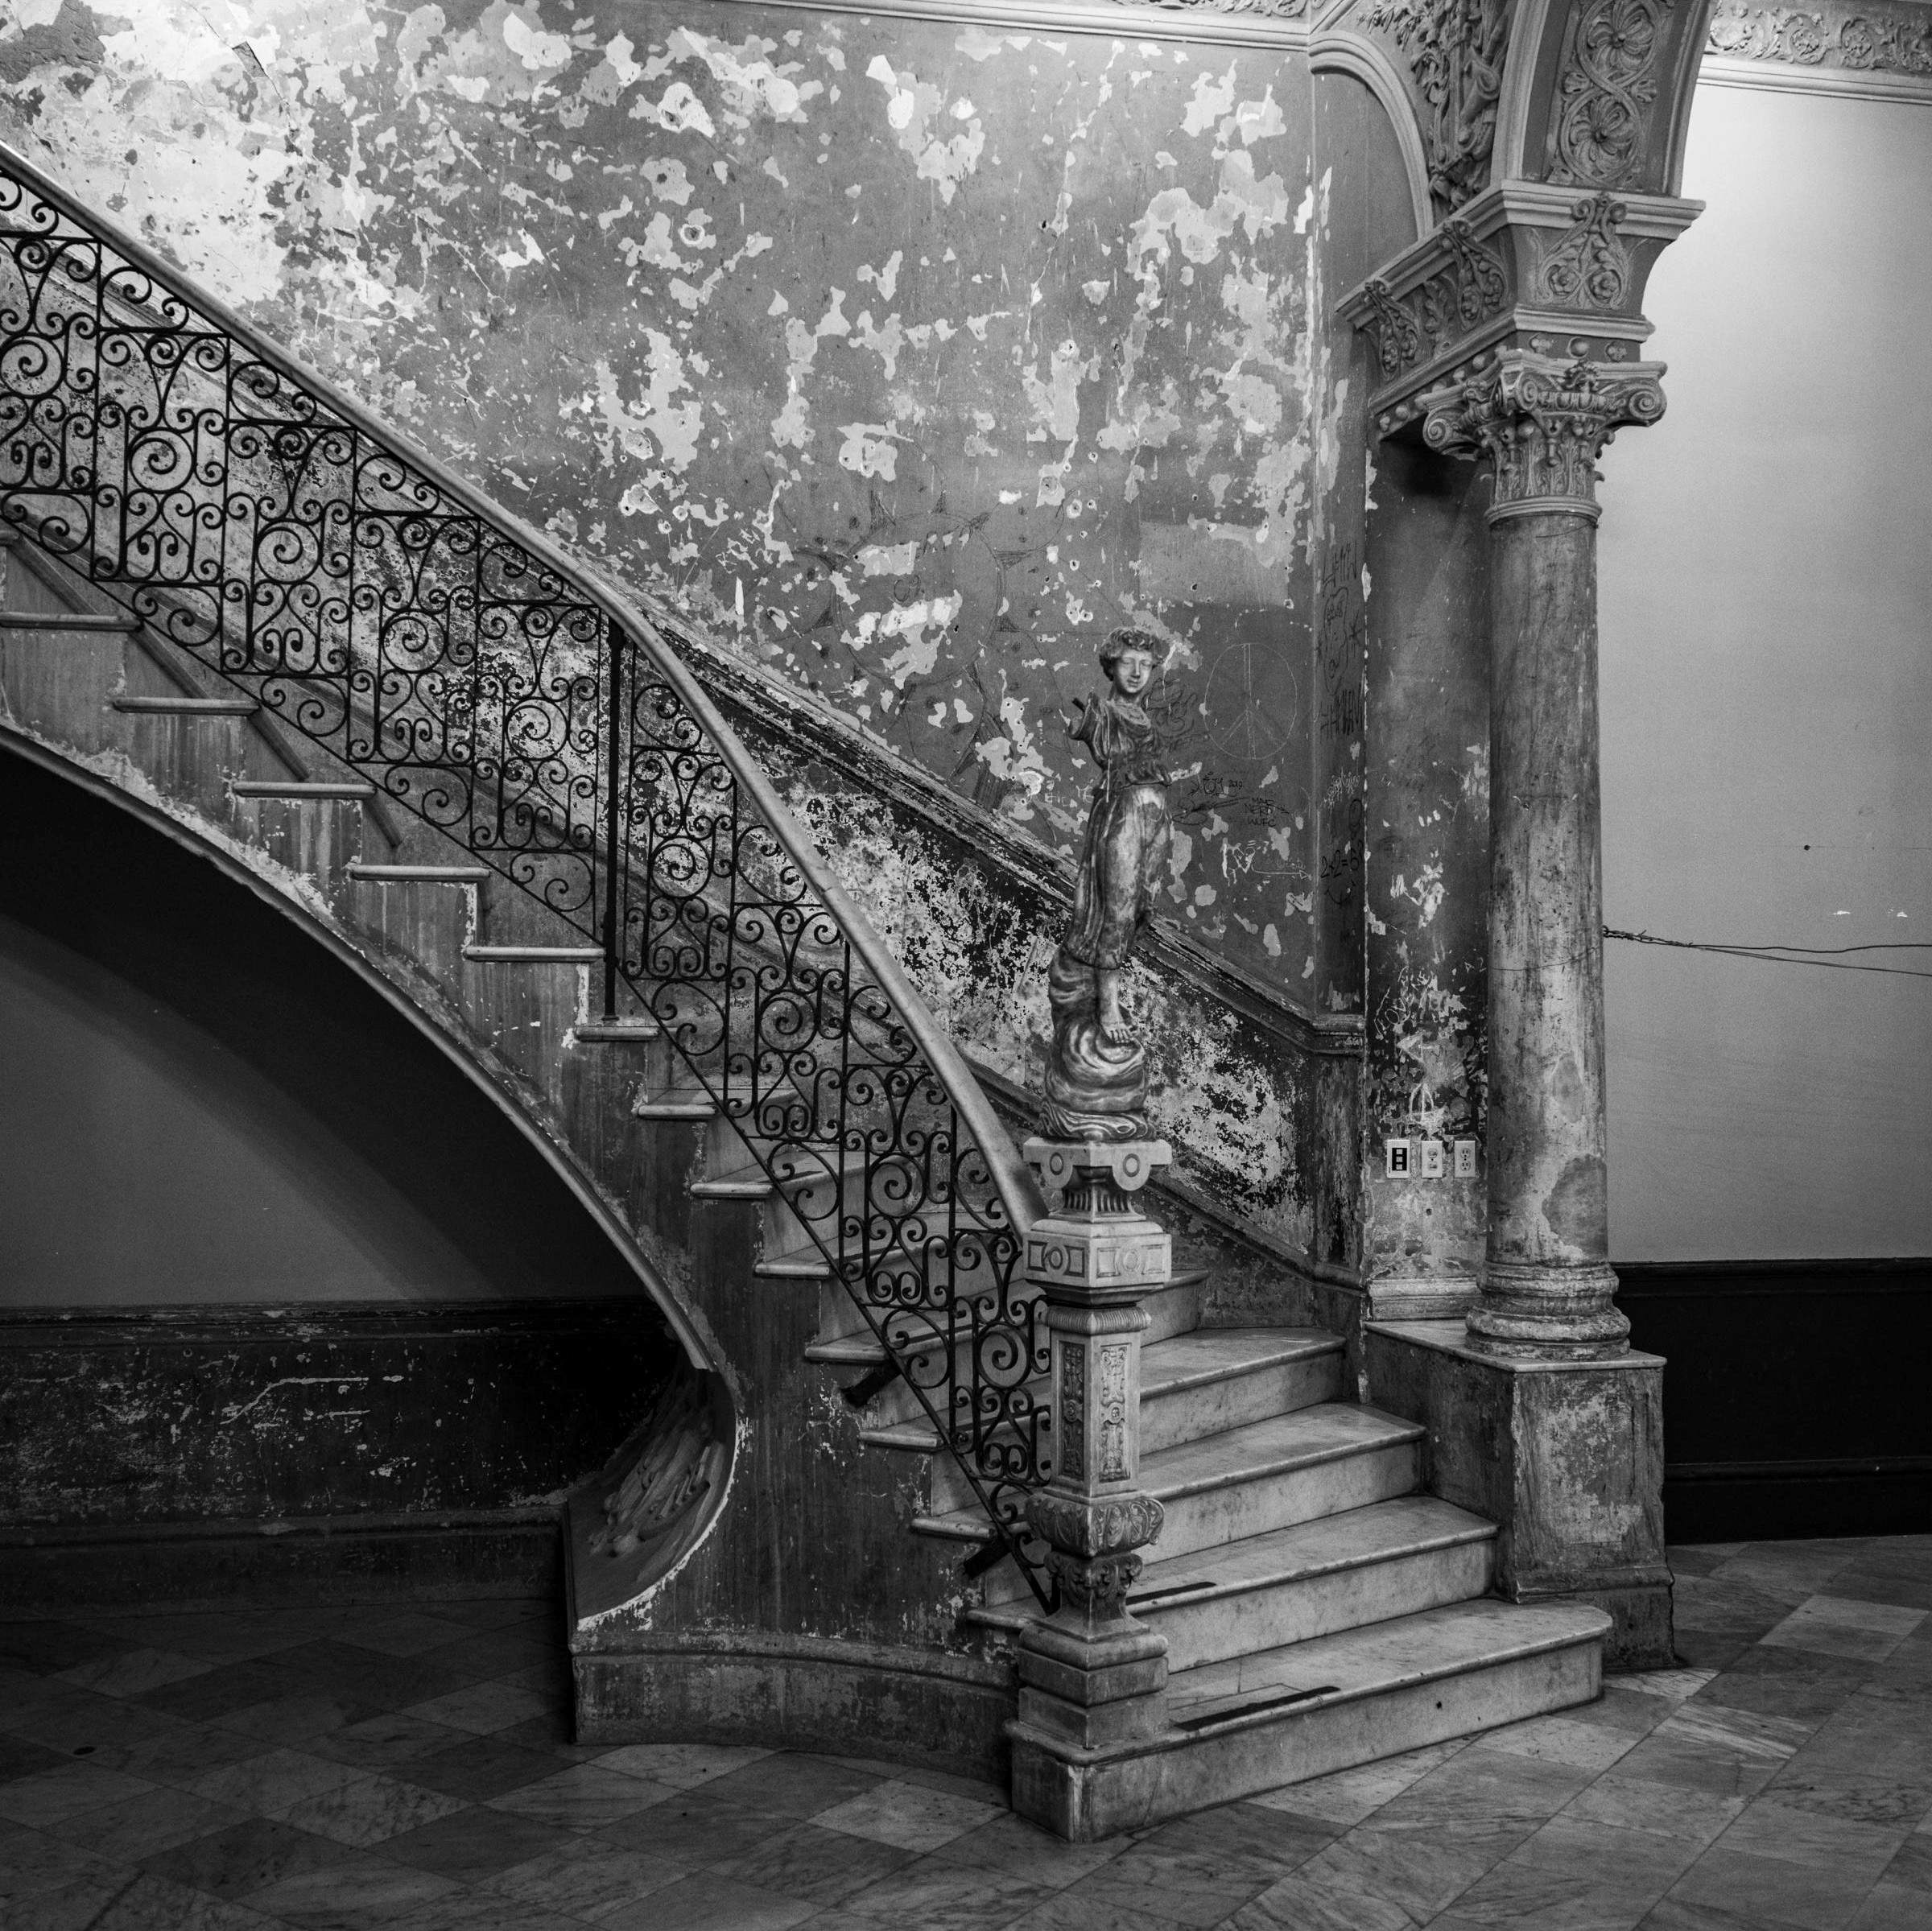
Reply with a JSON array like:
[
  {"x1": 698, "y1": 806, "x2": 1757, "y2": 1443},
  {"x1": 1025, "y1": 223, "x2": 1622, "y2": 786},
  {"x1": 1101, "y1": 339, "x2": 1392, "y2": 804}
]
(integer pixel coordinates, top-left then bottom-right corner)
[{"x1": 0, "y1": 745, "x2": 646, "y2": 1306}]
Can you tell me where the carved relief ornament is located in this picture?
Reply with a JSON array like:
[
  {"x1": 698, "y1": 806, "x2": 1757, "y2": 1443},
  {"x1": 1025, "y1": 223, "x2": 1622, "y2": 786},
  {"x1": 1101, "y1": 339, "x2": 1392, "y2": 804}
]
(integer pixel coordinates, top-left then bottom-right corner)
[
  {"x1": 1363, "y1": 0, "x2": 1513, "y2": 215},
  {"x1": 1706, "y1": 0, "x2": 1932, "y2": 73},
  {"x1": 1531, "y1": 193, "x2": 1632, "y2": 307},
  {"x1": 1547, "y1": 0, "x2": 1679, "y2": 188},
  {"x1": 1421, "y1": 351, "x2": 1666, "y2": 519}
]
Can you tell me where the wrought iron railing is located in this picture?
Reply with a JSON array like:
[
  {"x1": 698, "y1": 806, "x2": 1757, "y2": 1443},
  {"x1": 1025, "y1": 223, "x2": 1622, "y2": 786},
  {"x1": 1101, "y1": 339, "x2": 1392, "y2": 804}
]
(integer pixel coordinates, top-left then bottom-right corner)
[{"x1": 0, "y1": 141, "x2": 1055, "y2": 1604}]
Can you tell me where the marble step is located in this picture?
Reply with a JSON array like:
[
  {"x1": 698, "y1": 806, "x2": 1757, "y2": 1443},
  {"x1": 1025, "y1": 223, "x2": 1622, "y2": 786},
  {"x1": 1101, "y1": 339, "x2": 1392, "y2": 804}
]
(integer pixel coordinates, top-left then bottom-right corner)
[
  {"x1": 1139, "y1": 1329, "x2": 1344, "y2": 1457},
  {"x1": 1012, "y1": 1596, "x2": 1612, "y2": 1839},
  {"x1": 1138, "y1": 1404, "x2": 1424, "y2": 1563},
  {"x1": 926, "y1": 1401, "x2": 1424, "y2": 1591},
  {"x1": 1128, "y1": 1496, "x2": 1496, "y2": 1669}
]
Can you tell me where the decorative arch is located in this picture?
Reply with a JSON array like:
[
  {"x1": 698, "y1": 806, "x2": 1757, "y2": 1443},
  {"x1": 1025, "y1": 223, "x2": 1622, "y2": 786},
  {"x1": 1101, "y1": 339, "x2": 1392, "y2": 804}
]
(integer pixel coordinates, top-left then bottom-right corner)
[{"x1": 1311, "y1": 27, "x2": 1436, "y2": 241}]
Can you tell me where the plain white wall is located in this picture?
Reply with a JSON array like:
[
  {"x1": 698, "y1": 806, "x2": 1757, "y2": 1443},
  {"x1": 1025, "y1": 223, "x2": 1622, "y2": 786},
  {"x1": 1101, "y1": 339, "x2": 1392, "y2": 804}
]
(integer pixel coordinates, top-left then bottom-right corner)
[{"x1": 1598, "y1": 82, "x2": 1932, "y2": 1260}]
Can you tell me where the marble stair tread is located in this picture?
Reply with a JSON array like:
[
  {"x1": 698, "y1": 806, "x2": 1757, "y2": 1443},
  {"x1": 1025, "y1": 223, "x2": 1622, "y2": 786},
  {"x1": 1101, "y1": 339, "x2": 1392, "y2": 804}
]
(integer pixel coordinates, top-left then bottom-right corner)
[
  {"x1": 1129, "y1": 1494, "x2": 1496, "y2": 1608},
  {"x1": 1140, "y1": 1327, "x2": 1342, "y2": 1401},
  {"x1": 1141, "y1": 1403, "x2": 1422, "y2": 1504},
  {"x1": 1163, "y1": 1595, "x2": 1612, "y2": 1729}
]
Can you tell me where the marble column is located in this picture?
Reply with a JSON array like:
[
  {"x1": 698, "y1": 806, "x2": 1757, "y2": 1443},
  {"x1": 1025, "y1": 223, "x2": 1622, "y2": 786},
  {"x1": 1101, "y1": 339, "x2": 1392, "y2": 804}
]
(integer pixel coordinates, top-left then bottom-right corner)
[{"x1": 1424, "y1": 353, "x2": 1664, "y2": 1360}]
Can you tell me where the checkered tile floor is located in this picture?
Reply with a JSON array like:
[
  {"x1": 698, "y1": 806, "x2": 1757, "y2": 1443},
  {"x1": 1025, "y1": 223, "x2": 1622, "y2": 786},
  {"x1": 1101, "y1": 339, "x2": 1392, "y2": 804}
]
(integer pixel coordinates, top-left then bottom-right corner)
[{"x1": 2, "y1": 1537, "x2": 1928, "y2": 1929}]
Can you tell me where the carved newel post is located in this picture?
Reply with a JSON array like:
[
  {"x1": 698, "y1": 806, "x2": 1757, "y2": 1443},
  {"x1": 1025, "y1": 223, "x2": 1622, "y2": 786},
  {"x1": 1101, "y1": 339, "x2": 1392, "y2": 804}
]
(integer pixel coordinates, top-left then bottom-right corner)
[
  {"x1": 1015, "y1": 1140, "x2": 1172, "y2": 1753},
  {"x1": 1010, "y1": 629, "x2": 1176, "y2": 1835},
  {"x1": 1424, "y1": 352, "x2": 1663, "y2": 1359}
]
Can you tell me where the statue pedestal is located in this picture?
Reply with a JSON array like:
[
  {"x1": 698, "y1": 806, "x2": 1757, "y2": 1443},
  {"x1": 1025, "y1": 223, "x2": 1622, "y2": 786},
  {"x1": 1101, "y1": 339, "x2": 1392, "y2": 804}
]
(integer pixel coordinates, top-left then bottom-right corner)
[{"x1": 1011, "y1": 1141, "x2": 1174, "y2": 1817}]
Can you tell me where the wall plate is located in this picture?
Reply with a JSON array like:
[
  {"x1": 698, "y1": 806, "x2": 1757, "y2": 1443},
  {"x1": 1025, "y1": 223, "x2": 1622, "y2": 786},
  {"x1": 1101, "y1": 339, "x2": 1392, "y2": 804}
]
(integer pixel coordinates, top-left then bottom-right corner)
[
  {"x1": 1453, "y1": 1139, "x2": 1479, "y2": 1178},
  {"x1": 1419, "y1": 1139, "x2": 1446, "y2": 1179},
  {"x1": 1385, "y1": 1139, "x2": 1413, "y2": 1178}
]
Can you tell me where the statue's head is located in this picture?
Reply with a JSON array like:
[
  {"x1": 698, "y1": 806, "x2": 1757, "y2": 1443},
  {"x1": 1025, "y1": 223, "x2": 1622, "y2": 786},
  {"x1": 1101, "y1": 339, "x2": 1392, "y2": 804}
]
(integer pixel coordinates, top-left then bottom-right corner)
[{"x1": 1098, "y1": 626, "x2": 1162, "y2": 699}]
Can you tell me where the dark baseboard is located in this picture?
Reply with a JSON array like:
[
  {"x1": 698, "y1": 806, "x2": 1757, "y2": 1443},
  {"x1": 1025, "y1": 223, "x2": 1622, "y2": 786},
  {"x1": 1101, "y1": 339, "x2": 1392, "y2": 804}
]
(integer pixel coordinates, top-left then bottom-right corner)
[
  {"x1": 1619, "y1": 1259, "x2": 1931, "y2": 1543},
  {"x1": 0, "y1": 1298, "x2": 671, "y2": 1607},
  {"x1": 0, "y1": 1508, "x2": 561, "y2": 1615}
]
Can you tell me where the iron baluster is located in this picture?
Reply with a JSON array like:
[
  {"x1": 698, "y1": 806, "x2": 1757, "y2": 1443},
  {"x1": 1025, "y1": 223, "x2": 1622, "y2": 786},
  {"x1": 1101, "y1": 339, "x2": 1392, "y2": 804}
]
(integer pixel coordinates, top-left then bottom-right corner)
[{"x1": 602, "y1": 620, "x2": 623, "y2": 1023}]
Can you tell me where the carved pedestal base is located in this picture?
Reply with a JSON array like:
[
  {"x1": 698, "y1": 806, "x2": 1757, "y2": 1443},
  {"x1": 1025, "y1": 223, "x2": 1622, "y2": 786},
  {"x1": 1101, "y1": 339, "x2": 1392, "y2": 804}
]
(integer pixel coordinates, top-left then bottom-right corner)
[{"x1": 1010, "y1": 1141, "x2": 1174, "y2": 1813}]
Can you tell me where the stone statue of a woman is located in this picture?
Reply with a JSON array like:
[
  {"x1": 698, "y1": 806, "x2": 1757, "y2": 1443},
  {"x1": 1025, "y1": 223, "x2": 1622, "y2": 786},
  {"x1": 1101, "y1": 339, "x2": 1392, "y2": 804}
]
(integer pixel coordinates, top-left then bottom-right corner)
[{"x1": 1042, "y1": 628, "x2": 1173, "y2": 1141}]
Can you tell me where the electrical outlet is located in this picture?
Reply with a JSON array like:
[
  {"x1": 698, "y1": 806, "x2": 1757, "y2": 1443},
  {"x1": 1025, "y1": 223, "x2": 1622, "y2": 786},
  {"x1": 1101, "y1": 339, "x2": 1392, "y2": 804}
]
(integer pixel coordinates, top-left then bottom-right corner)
[
  {"x1": 1385, "y1": 1138, "x2": 1413, "y2": 1178},
  {"x1": 1453, "y1": 1139, "x2": 1479, "y2": 1178},
  {"x1": 1419, "y1": 1139, "x2": 1446, "y2": 1179}
]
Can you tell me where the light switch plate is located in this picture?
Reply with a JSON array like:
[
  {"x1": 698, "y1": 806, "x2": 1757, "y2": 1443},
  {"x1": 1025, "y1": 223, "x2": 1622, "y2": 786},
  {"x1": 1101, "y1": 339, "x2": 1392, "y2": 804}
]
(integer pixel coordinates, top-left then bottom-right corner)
[{"x1": 1385, "y1": 1139, "x2": 1413, "y2": 1178}]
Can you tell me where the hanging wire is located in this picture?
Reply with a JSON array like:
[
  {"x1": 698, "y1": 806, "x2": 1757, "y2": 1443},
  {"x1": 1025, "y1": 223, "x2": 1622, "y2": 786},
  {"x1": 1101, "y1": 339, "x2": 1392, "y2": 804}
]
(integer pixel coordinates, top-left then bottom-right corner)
[{"x1": 1604, "y1": 929, "x2": 1932, "y2": 980}]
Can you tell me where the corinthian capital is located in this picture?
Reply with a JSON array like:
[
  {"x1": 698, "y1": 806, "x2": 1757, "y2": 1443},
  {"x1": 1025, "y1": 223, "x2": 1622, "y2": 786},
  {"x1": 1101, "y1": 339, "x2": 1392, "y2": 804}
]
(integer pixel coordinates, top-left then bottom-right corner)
[{"x1": 1420, "y1": 351, "x2": 1666, "y2": 522}]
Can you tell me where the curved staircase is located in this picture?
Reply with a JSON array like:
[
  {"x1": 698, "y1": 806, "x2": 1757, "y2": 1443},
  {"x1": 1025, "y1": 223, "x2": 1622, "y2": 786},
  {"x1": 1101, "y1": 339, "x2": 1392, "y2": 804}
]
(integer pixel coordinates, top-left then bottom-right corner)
[{"x1": 0, "y1": 139, "x2": 1609, "y2": 1840}]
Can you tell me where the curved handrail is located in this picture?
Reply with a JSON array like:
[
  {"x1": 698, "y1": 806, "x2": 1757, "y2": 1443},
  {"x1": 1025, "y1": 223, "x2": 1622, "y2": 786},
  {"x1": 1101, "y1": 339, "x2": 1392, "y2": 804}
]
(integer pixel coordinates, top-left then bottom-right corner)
[{"x1": 0, "y1": 136, "x2": 1051, "y2": 1599}]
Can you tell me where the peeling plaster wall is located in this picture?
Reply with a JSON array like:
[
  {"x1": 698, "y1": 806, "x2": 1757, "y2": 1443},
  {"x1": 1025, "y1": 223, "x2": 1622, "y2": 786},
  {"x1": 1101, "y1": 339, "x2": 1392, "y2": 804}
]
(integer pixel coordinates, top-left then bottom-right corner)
[{"x1": 0, "y1": 2, "x2": 1409, "y2": 1264}]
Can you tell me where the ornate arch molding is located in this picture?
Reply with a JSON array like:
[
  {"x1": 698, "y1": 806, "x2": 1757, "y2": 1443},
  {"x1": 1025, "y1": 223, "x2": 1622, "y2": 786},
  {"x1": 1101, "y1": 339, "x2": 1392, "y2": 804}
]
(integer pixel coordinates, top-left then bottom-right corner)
[{"x1": 1309, "y1": 24, "x2": 1435, "y2": 240}]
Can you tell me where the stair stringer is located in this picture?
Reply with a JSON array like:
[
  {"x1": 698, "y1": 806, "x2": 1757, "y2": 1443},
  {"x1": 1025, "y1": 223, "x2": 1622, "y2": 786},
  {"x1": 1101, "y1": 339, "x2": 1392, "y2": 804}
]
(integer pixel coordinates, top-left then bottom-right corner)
[{"x1": 0, "y1": 551, "x2": 1023, "y2": 1778}]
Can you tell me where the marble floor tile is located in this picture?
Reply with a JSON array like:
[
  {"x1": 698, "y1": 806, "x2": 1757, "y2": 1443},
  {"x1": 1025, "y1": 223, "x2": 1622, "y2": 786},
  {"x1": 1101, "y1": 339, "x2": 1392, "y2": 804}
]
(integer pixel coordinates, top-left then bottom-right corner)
[
  {"x1": 812, "y1": 1776, "x2": 1005, "y2": 1853},
  {"x1": 1612, "y1": 1669, "x2": 1720, "y2": 1704},
  {"x1": 1377, "y1": 1740, "x2": 1598, "y2": 1827},
  {"x1": 215, "y1": 1690, "x2": 382, "y2": 1744},
  {"x1": 243, "y1": 1856, "x2": 466, "y2": 1929},
  {"x1": 1222, "y1": 1864, "x2": 1428, "y2": 1931},
  {"x1": 712, "y1": 1816, "x2": 915, "y2": 1906},
  {"x1": 186, "y1": 1746, "x2": 365, "y2": 1815},
  {"x1": 276, "y1": 1768, "x2": 471, "y2": 1846},
  {"x1": 331, "y1": 1614, "x2": 477, "y2": 1659},
  {"x1": 1847, "y1": 1883, "x2": 1932, "y2": 1931},
  {"x1": 597, "y1": 1792, "x2": 782, "y2": 1867},
  {"x1": 840, "y1": 1756, "x2": 1009, "y2": 1808},
  {"x1": 0, "y1": 1761, "x2": 158, "y2": 1828},
  {"x1": 833, "y1": 1858, "x2": 1055, "y2": 1931},
  {"x1": 53, "y1": 1650, "x2": 215, "y2": 1701},
  {"x1": 132, "y1": 1663, "x2": 295, "y2": 1726},
  {"x1": 1286, "y1": 1814, "x2": 1531, "y2": 1924},
  {"x1": 596, "y1": 1741, "x2": 773, "y2": 1789},
  {"x1": 87, "y1": 1869, "x2": 283, "y2": 1931},
  {"x1": 1245, "y1": 1737, "x2": 1470, "y2": 1827},
  {"x1": 483, "y1": 1834, "x2": 691, "y2": 1919},
  {"x1": 600, "y1": 1872, "x2": 816, "y2": 1931},
  {"x1": 1656, "y1": 1701, "x2": 1812, "y2": 1760},
  {"x1": 1827, "y1": 1572, "x2": 1932, "y2": 1614},
  {"x1": 484, "y1": 1760, "x2": 679, "y2": 1829},
  {"x1": 1715, "y1": 1795, "x2": 1910, "y2": 1884},
  {"x1": 1, "y1": 1867, "x2": 135, "y2": 1931},
  {"x1": 1508, "y1": 1813, "x2": 1705, "y2": 1884},
  {"x1": 399, "y1": 1681, "x2": 553, "y2": 1736},
  {"x1": 0, "y1": 1822, "x2": 126, "y2": 1900},
  {"x1": 1562, "y1": 1772, "x2": 1748, "y2": 1847},
  {"x1": 378, "y1": 1804, "x2": 576, "y2": 1880},
  {"x1": 138, "y1": 1816, "x2": 359, "y2": 1900},
  {"x1": 927, "y1": 1809, "x2": 1127, "y2": 1888},
  {"x1": 49, "y1": 1786, "x2": 247, "y2": 1863},
  {"x1": 1476, "y1": 1710, "x2": 1648, "y2": 1775},
  {"x1": 1875, "y1": 1830, "x2": 1932, "y2": 1892},
  {"x1": 379, "y1": 1735, "x2": 564, "y2": 1801},
  {"x1": 1761, "y1": 1599, "x2": 1929, "y2": 1665},
  {"x1": 1063, "y1": 1849, "x2": 1275, "y2": 1929},
  {"x1": 1129, "y1": 1800, "x2": 1335, "y2": 1884},
  {"x1": 88, "y1": 1723, "x2": 270, "y2": 1791},
  {"x1": 305, "y1": 1712, "x2": 473, "y2": 1774},
  {"x1": 0, "y1": 1624, "x2": 140, "y2": 1678},
  {"x1": 1665, "y1": 1842, "x2": 1871, "y2": 1931},
  {"x1": 0, "y1": 1735, "x2": 74, "y2": 1787},
  {"x1": 9, "y1": 1691, "x2": 188, "y2": 1758},
  {"x1": 1001, "y1": 1892, "x2": 1188, "y2": 1931},
  {"x1": 379, "y1": 1891, "x2": 587, "y2": 1931},
  {"x1": 696, "y1": 1750, "x2": 886, "y2": 1822},
  {"x1": 1435, "y1": 1853, "x2": 1670, "y2": 1929},
  {"x1": 1696, "y1": 1647, "x2": 1871, "y2": 1725},
  {"x1": 274, "y1": 1641, "x2": 480, "y2": 1712}
]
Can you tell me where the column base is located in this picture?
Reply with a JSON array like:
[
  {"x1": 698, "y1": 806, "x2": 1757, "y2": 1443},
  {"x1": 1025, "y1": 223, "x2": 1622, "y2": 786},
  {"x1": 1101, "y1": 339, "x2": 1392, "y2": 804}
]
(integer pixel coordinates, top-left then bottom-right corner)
[
  {"x1": 1364, "y1": 1318, "x2": 1673, "y2": 1669},
  {"x1": 1467, "y1": 1260, "x2": 1630, "y2": 1360},
  {"x1": 1017, "y1": 1616, "x2": 1169, "y2": 1751}
]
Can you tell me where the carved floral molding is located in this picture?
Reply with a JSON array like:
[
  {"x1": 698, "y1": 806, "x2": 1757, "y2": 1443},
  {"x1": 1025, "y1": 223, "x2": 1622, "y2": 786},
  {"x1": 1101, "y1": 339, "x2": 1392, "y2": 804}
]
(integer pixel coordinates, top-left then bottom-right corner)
[
  {"x1": 1547, "y1": 0, "x2": 1681, "y2": 188},
  {"x1": 1706, "y1": 0, "x2": 1932, "y2": 74},
  {"x1": 1361, "y1": 0, "x2": 1513, "y2": 214}
]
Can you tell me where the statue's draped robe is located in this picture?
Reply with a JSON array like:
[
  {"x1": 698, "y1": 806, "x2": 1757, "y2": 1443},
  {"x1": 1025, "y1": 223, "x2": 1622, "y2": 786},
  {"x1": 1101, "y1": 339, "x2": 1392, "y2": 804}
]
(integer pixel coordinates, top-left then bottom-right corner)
[{"x1": 1043, "y1": 689, "x2": 1171, "y2": 1140}]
